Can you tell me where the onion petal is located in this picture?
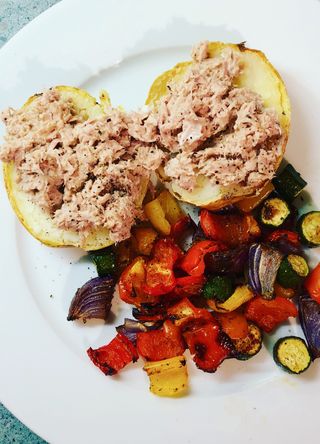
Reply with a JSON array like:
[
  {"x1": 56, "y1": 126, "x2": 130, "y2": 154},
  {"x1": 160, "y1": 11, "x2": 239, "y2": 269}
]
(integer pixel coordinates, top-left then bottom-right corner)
[{"x1": 299, "y1": 294, "x2": 320, "y2": 360}]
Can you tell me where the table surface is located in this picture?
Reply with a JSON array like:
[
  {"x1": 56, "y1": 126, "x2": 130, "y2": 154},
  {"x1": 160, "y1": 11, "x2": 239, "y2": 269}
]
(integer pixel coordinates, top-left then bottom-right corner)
[{"x1": 0, "y1": 2, "x2": 60, "y2": 442}]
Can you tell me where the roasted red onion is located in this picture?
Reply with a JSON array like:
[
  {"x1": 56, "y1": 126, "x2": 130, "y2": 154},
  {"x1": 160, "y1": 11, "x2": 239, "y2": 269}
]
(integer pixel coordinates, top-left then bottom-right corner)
[
  {"x1": 116, "y1": 318, "x2": 162, "y2": 343},
  {"x1": 67, "y1": 276, "x2": 115, "y2": 322},
  {"x1": 204, "y1": 245, "x2": 249, "y2": 275},
  {"x1": 299, "y1": 295, "x2": 320, "y2": 360},
  {"x1": 248, "y1": 243, "x2": 283, "y2": 299}
]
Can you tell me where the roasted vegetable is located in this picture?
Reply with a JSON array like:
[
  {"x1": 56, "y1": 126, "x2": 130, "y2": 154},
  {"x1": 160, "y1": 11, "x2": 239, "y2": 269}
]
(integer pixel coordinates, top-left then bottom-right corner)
[
  {"x1": 277, "y1": 255, "x2": 309, "y2": 289},
  {"x1": 297, "y1": 211, "x2": 320, "y2": 247},
  {"x1": 204, "y1": 245, "x2": 249, "y2": 276},
  {"x1": 173, "y1": 275, "x2": 206, "y2": 298},
  {"x1": 200, "y1": 210, "x2": 260, "y2": 247},
  {"x1": 272, "y1": 164, "x2": 307, "y2": 202},
  {"x1": 248, "y1": 243, "x2": 283, "y2": 299},
  {"x1": 144, "y1": 355, "x2": 188, "y2": 397},
  {"x1": 273, "y1": 336, "x2": 311, "y2": 374},
  {"x1": 235, "y1": 181, "x2": 274, "y2": 212},
  {"x1": 118, "y1": 257, "x2": 148, "y2": 306},
  {"x1": 203, "y1": 276, "x2": 234, "y2": 303},
  {"x1": 136, "y1": 320, "x2": 185, "y2": 361},
  {"x1": 168, "y1": 298, "x2": 213, "y2": 328},
  {"x1": 67, "y1": 276, "x2": 115, "y2": 322},
  {"x1": 245, "y1": 296, "x2": 298, "y2": 333},
  {"x1": 216, "y1": 311, "x2": 249, "y2": 340},
  {"x1": 274, "y1": 282, "x2": 295, "y2": 299},
  {"x1": 147, "y1": 41, "x2": 290, "y2": 210},
  {"x1": 89, "y1": 248, "x2": 115, "y2": 277},
  {"x1": 183, "y1": 321, "x2": 231, "y2": 372},
  {"x1": 116, "y1": 318, "x2": 161, "y2": 344},
  {"x1": 208, "y1": 285, "x2": 254, "y2": 313},
  {"x1": 233, "y1": 322, "x2": 262, "y2": 360},
  {"x1": 144, "y1": 190, "x2": 184, "y2": 235},
  {"x1": 260, "y1": 197, "x2": 290, "y2": 227},
  {"x1": 266, "y1": 229, "x2": 301, "y2": 255},
  {"x1": 87, "y1": 333, "x2": 138, "y2": 375},
  {"x1": 131, "y1": 227, "x2": 158, "y2": 256},
  {"x1": 179, "y1": 240, "x2": 226, "y2": 276},
  {"x1": 304, "y1": 262, "x2": 320, "y2": 303},
  {"x1": 299, "y1": 295, "x2": 320, "y2": 360}
]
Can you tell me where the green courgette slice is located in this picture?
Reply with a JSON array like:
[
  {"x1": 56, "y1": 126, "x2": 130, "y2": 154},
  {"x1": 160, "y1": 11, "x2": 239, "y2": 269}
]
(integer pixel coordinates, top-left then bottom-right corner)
[
  {"x1": 277, "y1": 255, "x2": 309, "y2": 288},
  {"x1": 273, "y1": 336, "x2": 311, "y2": 374},
  {"x1": 233, "y1": 323, "x2": 263, "y2": 360},
  {"x1": 260, "y1": 197, "x2": 291, "y2": 227},
  {"x1": 297, "y1": 211, "x2": 320, "y2": 247},
  {"x1": 272, "y1": 164, "x2": 307, "y2": 202}
]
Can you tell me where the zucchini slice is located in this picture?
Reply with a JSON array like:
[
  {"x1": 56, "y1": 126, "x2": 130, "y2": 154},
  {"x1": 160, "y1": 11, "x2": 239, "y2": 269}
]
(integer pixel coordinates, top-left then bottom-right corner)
[
  {"x1": 272, "y1": 164, "x2": 307, "y2": 202},
  {"x1": 297, "y1": 211, "x2": 320, "y2": 247},
  {"x1": 273, "y1": 336, "x2": 311, "y2": 374},
  {"x1": 277, "y1": 255, "x2": 309, "y2": 288},
  {"x1": 233, "y1": 323, "x2": 263, "y2": 360},
  {"x1": 260, "y1": 197, "x2": 290, "y2": 227}
]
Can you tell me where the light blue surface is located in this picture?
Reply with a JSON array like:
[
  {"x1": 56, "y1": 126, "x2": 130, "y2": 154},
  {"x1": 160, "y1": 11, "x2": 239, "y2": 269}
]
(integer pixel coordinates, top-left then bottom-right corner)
[{"x1": 0, "y1": 2, "x2": 60, "y2": 441}]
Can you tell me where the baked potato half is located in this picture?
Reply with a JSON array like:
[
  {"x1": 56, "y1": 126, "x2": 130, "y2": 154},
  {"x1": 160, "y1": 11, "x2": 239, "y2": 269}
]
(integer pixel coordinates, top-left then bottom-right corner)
[
  {"x1": 2, "y1": 86, "x2": 148, "y2": 251},
  {"x1": 146, "y1": 42, "x2": 291, "y2": 210}
]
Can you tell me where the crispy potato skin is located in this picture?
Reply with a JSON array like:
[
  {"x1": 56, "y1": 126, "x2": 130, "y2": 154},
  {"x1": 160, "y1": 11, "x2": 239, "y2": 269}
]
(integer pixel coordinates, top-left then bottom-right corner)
[{"x1": 146, "y1": 42, "x2": 291, "y2": 209}]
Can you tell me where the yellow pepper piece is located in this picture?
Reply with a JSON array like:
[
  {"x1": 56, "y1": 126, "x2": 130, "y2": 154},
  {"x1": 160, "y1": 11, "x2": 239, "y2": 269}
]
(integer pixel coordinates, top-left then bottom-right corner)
[
  {"x1": 236, "y1": 181, "x2": 274, "y2": 213},
  {"x1": 213, "y1": 285, "x2": 254, "y2": 312},
  {"x1": 157, "y1": 190, "x2": 185, "y2": 225},
  {"x1": 131, "y1": 227, "x2": 158, "y2": 256},
  {"x1": 144, "y1": 199, "x2": 171, "y2": 235},
  {"x1": 144, "y1": 355, "x2": 188, "y2": 397}
]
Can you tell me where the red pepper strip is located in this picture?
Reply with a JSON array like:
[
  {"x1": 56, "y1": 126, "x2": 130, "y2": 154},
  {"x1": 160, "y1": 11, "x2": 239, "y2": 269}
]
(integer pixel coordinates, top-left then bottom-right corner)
[
  {"x1": 266, "y1": 230, "x2": 300, "y2": 246},
  {"x1": 87, "y1": 333, "x2": 138, "y2": 375},
  {"x1": 167, "y1": 297, "x2": 213, "y2": 328},
  {"x1": 244, "y1": 296, "x2": 298, "y2": 333},
  {"x1": 136, "y1": 320, "x2": 185, "y2": 361},
  {"x1": 170, "y1": 215, "x2": 193, "y2": 240},
  {"x1": 179, "y1": 240, "x2": 226, "y2": 276},
  {"x1": 304, "y1": 263, "x2": 320, "y2": 303},
  {"x1": 184, "y1": 322, "x2": 231, "y2": 373},
  {"x1": 200, "y1": 210, "x2": 260, "y2": 247},
  {"x1": 143, "y1": 238, "x2": 183, "y2": 296},
  {"x1": 173, "y1": 275, "x2": 206, "y2": 297}
]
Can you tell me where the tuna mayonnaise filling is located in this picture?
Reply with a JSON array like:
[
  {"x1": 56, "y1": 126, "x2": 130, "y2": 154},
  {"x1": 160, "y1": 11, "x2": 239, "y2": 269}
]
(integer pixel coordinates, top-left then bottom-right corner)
[
  {"x1": 158, "y1": 42, "x2": 282, "y2": 192},
  {"x1": 0, "y1": 89, "x2": 163, "y2": 242}
]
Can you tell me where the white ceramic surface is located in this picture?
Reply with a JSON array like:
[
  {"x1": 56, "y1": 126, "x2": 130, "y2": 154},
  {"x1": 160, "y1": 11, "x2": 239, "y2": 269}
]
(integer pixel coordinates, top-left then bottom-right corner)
[{"x1": 1, "y1": 0, "x2": 320, "y2": 442}]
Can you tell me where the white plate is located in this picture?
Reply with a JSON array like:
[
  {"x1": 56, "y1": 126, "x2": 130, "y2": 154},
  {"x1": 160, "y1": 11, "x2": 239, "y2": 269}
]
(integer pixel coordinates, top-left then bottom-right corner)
[{"x1": 1, "y1": 0, "x2": 320, "y2": 442}]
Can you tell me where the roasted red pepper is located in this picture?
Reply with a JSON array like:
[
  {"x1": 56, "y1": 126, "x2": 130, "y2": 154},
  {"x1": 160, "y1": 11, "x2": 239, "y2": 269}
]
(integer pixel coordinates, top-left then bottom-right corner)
[
  {"x1": 244, "y1": 296, "x2": 298, "y2": 333},
  {"x1": 179, "y1": 240, "x2": 226, "y2": 276},
  {"x1": 170, "y1": 215, "x2": 194, "y2": 241},
  {"x1": 173, "y1": 275, "x2": 206, "y2": 297},
  {"x1": 200, "y1": 210, "x2": 260, "y2": 247},
  {"x1": 136, "y1": 320, "x2": 185, "y2": 361},
  {"x1": 266, "y1": 229, "x2": 300, "y2": 245},
  {"x1": 304, "y1": 262, "x2": 320, "y2": 303},
  {"x1": 184, "y1": 321, "x2": 231, "y2": 372},
  {"x1": 87, "y1": 333, "x2": 138, "y2": 375},
  {"x1": 143, "y1": 238, "x2": 182, "y2": 296},
  {"x1": 118, "y1": 257, "x2": 151, "y2": 306},
  {"x1": 168, "y1": 297, "x2": 213, "y2": 327}
]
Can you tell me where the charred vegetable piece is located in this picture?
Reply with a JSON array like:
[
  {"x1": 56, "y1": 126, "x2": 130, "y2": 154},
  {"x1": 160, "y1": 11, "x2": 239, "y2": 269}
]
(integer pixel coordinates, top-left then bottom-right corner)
[
  {"x1": 179, "y1": 240, "x2": 226, "y2": 276},
  {"x1": 266, "y1": 229, "x2": 301, "y2": 255},
  {"x1": 277, "y1": 255, "x2": 309, "y2": 289},
  {"x1": 183, "y1": 321, "x2": 231, "y2": 373},
  {"x1": 89, "y1": 248, "x2": 115, "y2": 276},
  {"x1": 67, "y1": 275, "x2": 115, "y2": 322},
  {"x1": 304, "y1": 262, "x2": 320, "y2": 303},
  {"x1": 118, "y1": 257, "x2": 149, "y2": 306},
  {"x1": 116, "y1": 318, "x2": 161, "y2": 344},
  {"x1": 248, "y1": 243, "x2": 283, "y2": 299},
  {"x1": 204, "y1": 245, "x2": 249, "y2": 276},
  {"x1": 235, "y1": 181, "x2": 274, "y2": 212},
  {"x1": 132, "y1": 302, "x2": 169, "y2": 322},
  {"x1": 115, "y1": 239, "x2": 136, "y2": 275},
  {"x1": 216, "y1": 311, "x2": 249, "y2": 340},
  {"x1": 203, "y1": 276, "x2": 234, "y2": 303},
  {"x1": 274, "y1": 282, "x2": 295, "y2": 299},
  {"x1": 144, "y1": 190, "x2": 184, "y2": 235},
  {"x1": 136, "y1": 320, "x2": 185, "y2": 361},
  {"x1": 245, "y1": 296, "x2": 298, "y2": 333},
  {"x1": 297, "y1": 211, "x2": 320, "y2": 247},
  {"x1": 299, "y1": 295, "x2": 320, "y2": 359},
  {"x1": 260, "y1": 197, "x2": 290, "y2": 227},
  {"x1": 273, "y1": 336, "x2": 311, "y2": 374},
  {"x1": 200, "y1": 210, "x2": 260, "y2": 247},
  {"x1": 233, "y1": 323, "x2": 263, "y2": 360},
  {"x1": 167, "y1": 298, "x2": 213, "y2": 328},
  {"x1": 272, "y1": 164, "x2": 307, "y2": 202},
  {"x1": 144, "y1": 355, "x2": 188, "y2": 397},
  {"x1": 173, "y1": 275, "x2": 206, "y2": 298},
  {"x1": 215, "y1": 285, "x2": 254, "y2": 312},
  {"x1": 131, "y1": 227, "x2": 158, "y2": 256},
  {"x1": 87, "y1": 333, "x2": 138, "y2": 375}
]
